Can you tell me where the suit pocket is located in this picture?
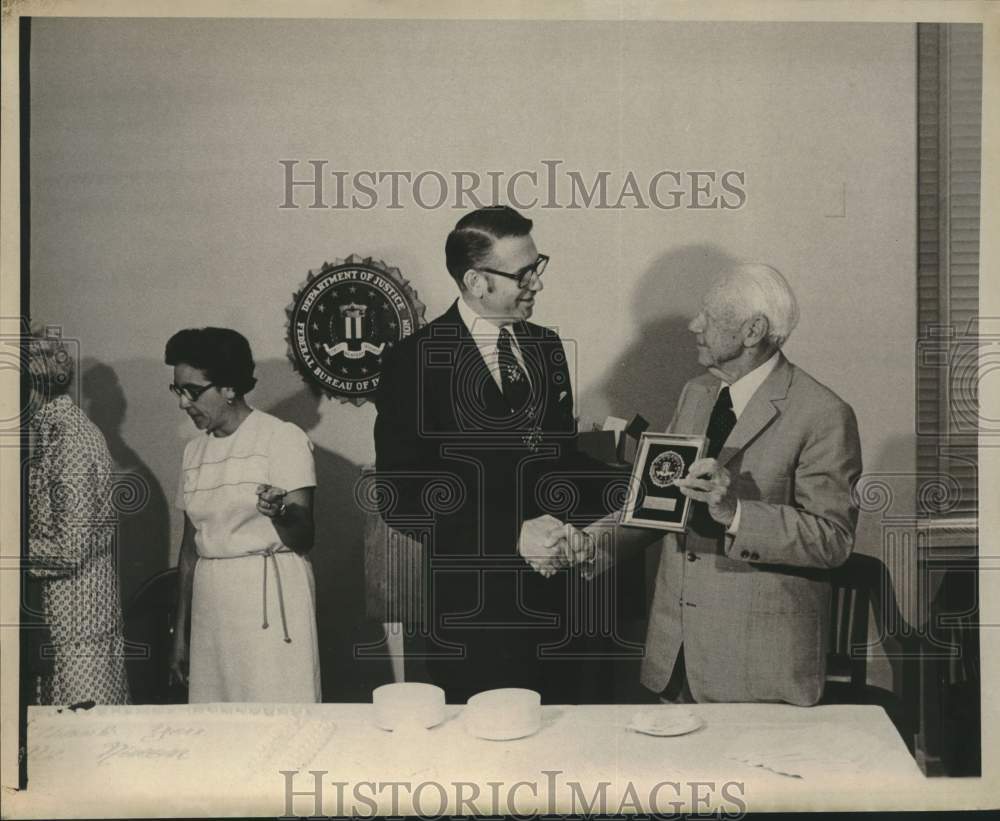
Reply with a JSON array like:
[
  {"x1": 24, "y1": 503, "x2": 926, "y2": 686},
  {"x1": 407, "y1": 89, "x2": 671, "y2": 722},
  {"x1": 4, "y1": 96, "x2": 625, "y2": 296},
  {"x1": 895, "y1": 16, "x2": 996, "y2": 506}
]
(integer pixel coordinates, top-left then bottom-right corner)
[{"x1": 747, "y1": 612, "x2": 824, "y2": 705}]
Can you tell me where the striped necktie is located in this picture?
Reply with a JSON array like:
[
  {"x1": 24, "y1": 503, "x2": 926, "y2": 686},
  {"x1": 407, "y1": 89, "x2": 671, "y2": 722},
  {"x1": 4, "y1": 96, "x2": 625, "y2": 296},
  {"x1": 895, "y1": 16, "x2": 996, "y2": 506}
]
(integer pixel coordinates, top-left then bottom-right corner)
[{"x1": 497, "y1": 327, "x2": 530, "y2": 412}]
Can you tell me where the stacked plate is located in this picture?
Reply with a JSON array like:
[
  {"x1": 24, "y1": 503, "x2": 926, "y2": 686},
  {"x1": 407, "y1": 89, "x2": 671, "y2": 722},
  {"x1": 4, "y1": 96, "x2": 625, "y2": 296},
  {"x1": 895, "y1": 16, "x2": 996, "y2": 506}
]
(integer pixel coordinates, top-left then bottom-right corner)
[
  {"x1": 463, "y1": 688, "x2": 542, "y2": 740},
  {"x1": 372, "y1": 683, "x2": 446, "y2": 731}
]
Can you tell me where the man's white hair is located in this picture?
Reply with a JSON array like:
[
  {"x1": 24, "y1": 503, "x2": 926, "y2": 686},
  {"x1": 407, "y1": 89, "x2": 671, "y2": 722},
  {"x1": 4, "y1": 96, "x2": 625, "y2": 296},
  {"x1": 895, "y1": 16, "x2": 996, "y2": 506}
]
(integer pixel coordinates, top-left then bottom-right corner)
[{"x1": 717, "y1": 263, "x2": 799, "y2": 348}]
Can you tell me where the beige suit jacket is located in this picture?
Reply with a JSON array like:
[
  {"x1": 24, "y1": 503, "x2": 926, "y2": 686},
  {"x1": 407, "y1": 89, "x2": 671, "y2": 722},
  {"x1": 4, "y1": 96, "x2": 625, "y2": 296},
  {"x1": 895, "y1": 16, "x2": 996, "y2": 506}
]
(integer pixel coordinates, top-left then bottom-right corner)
[{"x1": 592, "y1": 354, "x2": 862, "y2": 705}]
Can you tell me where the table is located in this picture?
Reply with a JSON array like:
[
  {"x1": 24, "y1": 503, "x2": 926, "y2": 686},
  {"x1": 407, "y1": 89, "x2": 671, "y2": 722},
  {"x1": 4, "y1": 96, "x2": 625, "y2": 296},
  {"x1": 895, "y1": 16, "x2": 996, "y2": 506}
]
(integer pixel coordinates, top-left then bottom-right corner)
[{"x1": 9, "y1": 702, "x2": 943, "y2": 817}]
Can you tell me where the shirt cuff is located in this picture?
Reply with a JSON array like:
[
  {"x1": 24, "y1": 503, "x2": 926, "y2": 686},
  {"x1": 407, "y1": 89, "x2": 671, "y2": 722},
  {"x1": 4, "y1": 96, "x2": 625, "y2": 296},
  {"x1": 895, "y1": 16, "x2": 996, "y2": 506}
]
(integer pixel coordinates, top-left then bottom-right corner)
[{"x1": 726, "y1": 500, "x2": 742, "y2": 535}]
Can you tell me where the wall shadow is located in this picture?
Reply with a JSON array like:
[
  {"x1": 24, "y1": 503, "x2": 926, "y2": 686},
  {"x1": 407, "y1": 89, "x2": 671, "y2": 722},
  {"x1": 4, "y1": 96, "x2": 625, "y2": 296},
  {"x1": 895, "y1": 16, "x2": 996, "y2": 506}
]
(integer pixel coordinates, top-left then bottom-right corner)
[
  {"x1": 255, "y1": 358, "x2": 393, "y2": 702},
  {"x1": 81, "y1": 358, "x2": 175, "y2": 703},
  {"x1": 594, "y1": 243, "x2": 738, "y2": 432},
  {"x1": 80, "y1": 359, "x2": 172, "y2": 608}
]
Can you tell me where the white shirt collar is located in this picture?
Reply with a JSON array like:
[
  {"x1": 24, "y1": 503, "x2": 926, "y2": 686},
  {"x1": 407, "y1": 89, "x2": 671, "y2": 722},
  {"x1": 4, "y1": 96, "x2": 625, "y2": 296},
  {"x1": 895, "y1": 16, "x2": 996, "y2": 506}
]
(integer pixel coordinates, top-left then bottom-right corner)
[
  {"x1": 458, "y1": 297, "x2": 513, "y2": 345},
  {"x1": 456, "y1": 296, "x2": 518, "y2": 344},
  {"x1": 455, "y1": 298, "x2": 527, "y2": 388},
  {"x1": 724, "y1": 352, "x2": 781, "y2": 418}
]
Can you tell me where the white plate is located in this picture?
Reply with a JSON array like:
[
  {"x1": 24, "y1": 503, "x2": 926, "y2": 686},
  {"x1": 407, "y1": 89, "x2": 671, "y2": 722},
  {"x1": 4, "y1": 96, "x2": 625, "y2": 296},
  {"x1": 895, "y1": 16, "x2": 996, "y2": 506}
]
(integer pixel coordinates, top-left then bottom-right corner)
[{"x1": 627, "y1": 708, "x2": 704, "y2": 737}]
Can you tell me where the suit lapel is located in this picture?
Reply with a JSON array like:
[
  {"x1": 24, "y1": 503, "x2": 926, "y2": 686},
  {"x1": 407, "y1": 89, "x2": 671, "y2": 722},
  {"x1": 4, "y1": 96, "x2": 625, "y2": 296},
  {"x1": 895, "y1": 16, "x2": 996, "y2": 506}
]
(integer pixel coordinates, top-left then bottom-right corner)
[
  {"x1": 718, "y1": 355, "x2": 793, "y2": 467},
  {"x1": 511, "y1": 322, "x2": 545, "y2": 402},
  {"x1": 444, "y1": 301, "x2": 507, "y2": 415},
  {"x1": 460, "y1": 340, "x2": 507, "y2": 411},
  {"x1": 677, "y1": 381, "x2": 718, "y2": 437}
]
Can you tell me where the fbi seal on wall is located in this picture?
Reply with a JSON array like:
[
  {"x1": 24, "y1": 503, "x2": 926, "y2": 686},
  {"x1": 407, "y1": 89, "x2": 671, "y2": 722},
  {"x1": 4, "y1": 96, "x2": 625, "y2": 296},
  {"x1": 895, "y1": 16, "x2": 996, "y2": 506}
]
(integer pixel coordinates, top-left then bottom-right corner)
[{"x1": 285, "y1": 255, "x2": 426, "y2": 405}]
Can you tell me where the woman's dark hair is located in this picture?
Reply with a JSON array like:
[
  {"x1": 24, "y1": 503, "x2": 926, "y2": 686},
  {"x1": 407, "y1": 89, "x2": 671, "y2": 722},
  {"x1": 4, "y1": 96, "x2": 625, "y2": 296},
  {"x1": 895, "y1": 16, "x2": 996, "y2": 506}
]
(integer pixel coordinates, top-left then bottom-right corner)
[
  {"x1": 164, "y1": 327, "x2": 258, "y2": 396},
  {"x1": 445, "y1": 205, "x2": 533, "y2": 287}
]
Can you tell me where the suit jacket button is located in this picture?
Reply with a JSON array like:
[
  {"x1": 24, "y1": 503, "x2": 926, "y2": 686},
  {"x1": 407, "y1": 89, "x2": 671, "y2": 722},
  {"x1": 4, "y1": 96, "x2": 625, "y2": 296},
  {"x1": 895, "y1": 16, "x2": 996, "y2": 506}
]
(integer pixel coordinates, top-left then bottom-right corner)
[
  {"x1": 740, "y1": 550, "x2": 750, "y2": 559},
  {"x1": 750, "y1": 552, "x2": 760, "y2": 560},
  {"x1": 686, "y1": 552, "x2": 697, "y2": 562}
]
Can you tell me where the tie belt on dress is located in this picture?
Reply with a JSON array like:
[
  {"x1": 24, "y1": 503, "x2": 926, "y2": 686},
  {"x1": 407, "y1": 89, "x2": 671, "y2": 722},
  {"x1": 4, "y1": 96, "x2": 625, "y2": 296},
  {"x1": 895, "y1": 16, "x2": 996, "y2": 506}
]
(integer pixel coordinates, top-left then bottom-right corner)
[{"x1": 203, "y1": 546, "x2": 294, "y2": 643}]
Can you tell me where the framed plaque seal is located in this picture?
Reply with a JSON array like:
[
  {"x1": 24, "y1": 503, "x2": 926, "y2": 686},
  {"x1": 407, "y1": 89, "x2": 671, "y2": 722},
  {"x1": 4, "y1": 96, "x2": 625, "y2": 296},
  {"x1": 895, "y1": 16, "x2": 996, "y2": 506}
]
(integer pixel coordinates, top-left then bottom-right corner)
[
  {"x1": 285, "y1": 255, "x2": 426, "y2": 405},
  {"x1": 621, "y1": 433, "x2": 707, "y2": 531}
]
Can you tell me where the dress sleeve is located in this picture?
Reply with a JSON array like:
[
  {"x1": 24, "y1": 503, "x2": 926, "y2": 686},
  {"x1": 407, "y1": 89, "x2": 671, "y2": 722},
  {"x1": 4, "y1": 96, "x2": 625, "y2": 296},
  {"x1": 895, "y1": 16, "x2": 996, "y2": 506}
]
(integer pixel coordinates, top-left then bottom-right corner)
[
  {"x1": 268, "y1": 421, "x2": 316, "y2": 492},
  {"x1": 27, "y1": 425, "x2": 63, "y2": 576},
  {"x1": 28, "y1": 421, "x2": 106, "y2": 577}
]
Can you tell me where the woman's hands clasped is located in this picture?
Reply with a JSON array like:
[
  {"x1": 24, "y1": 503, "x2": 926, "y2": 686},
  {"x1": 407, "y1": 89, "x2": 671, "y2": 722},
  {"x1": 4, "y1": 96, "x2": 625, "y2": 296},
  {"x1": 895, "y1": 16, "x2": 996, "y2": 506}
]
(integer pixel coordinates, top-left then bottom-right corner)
[{"x1": 255, "y1": 484, "x2": 288, "y2": 519}]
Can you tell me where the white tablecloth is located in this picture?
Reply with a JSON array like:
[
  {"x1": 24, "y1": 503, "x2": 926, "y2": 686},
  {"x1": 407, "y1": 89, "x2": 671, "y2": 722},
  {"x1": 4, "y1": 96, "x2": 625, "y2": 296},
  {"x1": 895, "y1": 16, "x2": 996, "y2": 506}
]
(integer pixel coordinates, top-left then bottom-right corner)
[{"x1": 11, "y1": 702, "x2": 941, "y2": 817}]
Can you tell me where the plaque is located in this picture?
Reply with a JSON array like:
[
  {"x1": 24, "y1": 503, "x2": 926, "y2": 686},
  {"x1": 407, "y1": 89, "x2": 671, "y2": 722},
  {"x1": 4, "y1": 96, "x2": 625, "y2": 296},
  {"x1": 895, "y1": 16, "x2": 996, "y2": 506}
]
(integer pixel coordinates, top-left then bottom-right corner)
[{"x1": 621, "y1": 433, "x2": 707, "y2": 531}]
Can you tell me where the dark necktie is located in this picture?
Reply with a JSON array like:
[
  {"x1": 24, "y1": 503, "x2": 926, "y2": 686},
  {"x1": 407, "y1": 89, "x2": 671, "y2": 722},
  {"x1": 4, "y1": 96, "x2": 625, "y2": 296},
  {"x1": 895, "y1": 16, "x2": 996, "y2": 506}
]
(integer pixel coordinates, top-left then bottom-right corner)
[
  {"x1": 690, "y1": 386, "x2": 737, "y2": 535},
  {"x1": 705, "y1": 386, "x2": 737, "y2": 458},
  {"x1": 497, "y1": 327, "x2": 530, "y2": 412}
]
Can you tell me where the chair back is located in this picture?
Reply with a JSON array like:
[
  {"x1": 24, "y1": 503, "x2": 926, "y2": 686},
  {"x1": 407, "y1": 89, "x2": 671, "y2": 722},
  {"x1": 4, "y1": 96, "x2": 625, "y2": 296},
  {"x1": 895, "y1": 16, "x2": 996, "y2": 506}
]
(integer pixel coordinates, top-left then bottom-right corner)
[
  {"x1": 124, "y1": 568, "x2": 188, "y2": 704},
  {"x1": 827, "y1": 552, "x2": 882, "y2": 688},
  {"x1": 826, "y1": 551, "x2": 919, "y2": 754}
]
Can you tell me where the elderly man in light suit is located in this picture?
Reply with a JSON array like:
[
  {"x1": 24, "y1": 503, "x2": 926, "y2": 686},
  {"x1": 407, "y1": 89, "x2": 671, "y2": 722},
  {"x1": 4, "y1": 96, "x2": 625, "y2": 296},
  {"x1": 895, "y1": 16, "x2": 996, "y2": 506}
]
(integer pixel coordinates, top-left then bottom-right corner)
[{"x1": 521, "y1": 263, "x2": 862, "y2": 705}]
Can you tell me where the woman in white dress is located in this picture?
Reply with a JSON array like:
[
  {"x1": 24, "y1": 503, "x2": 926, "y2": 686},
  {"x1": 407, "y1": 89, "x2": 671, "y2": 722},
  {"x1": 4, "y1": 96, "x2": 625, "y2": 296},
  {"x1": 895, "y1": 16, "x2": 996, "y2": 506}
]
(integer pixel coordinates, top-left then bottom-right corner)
[{"x1": 165, "y1": 327, "x2": 321, "y2": 702}]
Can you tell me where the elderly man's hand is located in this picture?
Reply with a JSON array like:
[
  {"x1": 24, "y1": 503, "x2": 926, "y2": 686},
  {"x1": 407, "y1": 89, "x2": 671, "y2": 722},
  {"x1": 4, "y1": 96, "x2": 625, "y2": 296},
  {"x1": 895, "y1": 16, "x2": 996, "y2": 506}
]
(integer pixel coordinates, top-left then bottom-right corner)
[
  {"x1": 518, "y1": 515, "x2": 568, "y2": 577},
  {"x1": 674, "y1": 457, "x2": 738, "y2": 527},
  {"x1": 557, "y1": 522, "x2": 596, "y2": 568}
]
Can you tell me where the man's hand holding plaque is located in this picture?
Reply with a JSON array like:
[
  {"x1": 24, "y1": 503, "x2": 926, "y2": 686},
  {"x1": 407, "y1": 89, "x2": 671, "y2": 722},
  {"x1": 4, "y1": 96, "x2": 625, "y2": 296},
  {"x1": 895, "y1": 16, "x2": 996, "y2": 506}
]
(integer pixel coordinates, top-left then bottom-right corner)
[{"x1": 673, "y1": 457, "x2": 737, "y2": 527}]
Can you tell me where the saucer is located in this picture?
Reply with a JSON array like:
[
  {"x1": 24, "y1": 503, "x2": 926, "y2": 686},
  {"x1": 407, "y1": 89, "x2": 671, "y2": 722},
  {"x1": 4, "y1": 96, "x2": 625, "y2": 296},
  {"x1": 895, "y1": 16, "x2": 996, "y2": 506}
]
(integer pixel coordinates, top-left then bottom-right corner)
[{"x1": 627, "y1": 708, "x2": 704, "y2": 737}]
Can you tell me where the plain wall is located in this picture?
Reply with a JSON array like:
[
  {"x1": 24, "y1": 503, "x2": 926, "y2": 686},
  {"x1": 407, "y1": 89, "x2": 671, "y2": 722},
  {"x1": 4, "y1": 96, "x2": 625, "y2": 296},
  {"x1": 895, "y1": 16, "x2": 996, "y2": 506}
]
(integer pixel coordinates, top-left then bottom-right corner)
[{"x1": 29, "y1": 18, "x2": 916, "y2": 697}]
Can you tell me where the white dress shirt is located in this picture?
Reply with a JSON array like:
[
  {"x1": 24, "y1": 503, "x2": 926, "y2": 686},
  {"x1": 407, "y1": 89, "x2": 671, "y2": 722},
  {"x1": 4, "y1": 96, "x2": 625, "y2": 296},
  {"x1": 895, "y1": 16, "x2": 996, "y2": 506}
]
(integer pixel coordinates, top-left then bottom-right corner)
[{"x1": 456, "y1": 297, "x2": 531, "y2": 391}]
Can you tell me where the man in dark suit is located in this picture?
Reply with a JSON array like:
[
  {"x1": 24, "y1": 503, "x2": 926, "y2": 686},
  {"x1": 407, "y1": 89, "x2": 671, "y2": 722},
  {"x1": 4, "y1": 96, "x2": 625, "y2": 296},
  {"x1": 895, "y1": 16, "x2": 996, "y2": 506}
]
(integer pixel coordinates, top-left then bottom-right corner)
[
  {"x1": 374, "y1": 206, "x2": 611, "y2": 704},
  {"x1": 531, "y1": 263, "x2": 863, "y2": 706}
]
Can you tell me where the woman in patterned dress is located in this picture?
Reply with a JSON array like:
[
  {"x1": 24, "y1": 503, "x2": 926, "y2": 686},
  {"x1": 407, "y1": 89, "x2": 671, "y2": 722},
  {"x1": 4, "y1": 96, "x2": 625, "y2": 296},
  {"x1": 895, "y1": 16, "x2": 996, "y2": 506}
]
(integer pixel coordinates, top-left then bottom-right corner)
[
  {"x1": 165, "y1": 327, "x2": 321, "y2": 702},
  {"x1": 26, "y1": 325, "x2": 131, "y2": 705}
]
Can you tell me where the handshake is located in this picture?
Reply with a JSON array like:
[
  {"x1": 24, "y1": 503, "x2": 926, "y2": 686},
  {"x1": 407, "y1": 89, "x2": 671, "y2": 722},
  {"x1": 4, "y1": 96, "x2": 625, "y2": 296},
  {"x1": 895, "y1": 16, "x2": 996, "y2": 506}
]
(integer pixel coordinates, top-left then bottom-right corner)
[{"x1": 517, "y1": 514, "x2": 596, "y2": 578}]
